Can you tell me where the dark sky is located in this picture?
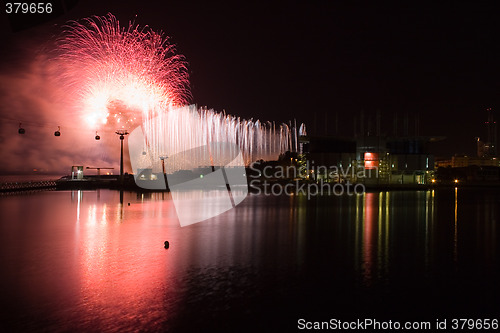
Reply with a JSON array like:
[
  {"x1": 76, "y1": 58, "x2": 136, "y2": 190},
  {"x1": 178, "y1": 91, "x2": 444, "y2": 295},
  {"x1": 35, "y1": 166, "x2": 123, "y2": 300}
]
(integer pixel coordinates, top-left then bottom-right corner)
[{"x1": 1, "y1": 0, "x2": 500, "y2": 170}]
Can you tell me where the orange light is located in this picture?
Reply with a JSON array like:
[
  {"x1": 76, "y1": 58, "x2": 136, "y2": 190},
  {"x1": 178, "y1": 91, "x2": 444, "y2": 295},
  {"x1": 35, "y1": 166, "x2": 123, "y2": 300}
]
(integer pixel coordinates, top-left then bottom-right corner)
[
  {"x1": 364, "y1": 160, "x2": 378, "y2": 169},
  {"x1": 364, "y1": 152, "x2": 379, "y2": 160},
  {"x1": 454, "y1": 179, "x2": 459, "y2": 183},
  {"x1": 364, "y1": 152, "x2": 379, "y2": 169},
  {"x1": 431, "y1": 179, "x2": 436, "y2": 183}
]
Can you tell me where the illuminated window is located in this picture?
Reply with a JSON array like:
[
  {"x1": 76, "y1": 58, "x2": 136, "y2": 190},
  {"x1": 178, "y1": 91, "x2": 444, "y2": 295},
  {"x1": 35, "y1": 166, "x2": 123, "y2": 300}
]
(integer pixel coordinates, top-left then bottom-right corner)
[{"x1": 364, "y1": 152, "x2": 379, "y2": 170}]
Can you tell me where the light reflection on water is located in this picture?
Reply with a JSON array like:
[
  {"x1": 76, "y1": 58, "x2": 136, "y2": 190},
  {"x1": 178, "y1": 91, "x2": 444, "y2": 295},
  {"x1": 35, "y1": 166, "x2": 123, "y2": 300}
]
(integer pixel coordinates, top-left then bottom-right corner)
[
  {"x1": 0, "y1": 188, "x2": 499, "y2": 331},
  {"x1": 354, "y1": 190, "x2": 437, "y2": 286}
]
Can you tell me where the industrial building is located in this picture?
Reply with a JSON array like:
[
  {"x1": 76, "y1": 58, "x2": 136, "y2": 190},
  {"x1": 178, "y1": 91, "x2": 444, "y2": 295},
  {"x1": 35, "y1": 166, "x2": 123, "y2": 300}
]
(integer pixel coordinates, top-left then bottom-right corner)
[
  {"x1": 435, "y1": 108, "x2": 499, "y2": 169},
  {"x1": 301, "y1": 112, "x2": 443, "y2": 185}
]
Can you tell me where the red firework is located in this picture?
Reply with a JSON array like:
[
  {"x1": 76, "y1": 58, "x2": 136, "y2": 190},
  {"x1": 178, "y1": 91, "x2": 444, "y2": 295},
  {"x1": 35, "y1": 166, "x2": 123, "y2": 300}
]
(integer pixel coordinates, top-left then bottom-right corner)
[{"x1": 55, "y1": 13, "x2": 191, "y2": 128}]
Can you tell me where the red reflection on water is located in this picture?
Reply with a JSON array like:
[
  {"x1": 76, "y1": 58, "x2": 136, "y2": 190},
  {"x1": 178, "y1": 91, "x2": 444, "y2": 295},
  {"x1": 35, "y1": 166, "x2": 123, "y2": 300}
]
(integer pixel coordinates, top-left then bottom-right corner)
[
  {"x1": 74, "y1": 191, "x2": 182, "y2": 330},
  {"x1": 363, "y1": 192, "x2": 378, "y2": 285}
]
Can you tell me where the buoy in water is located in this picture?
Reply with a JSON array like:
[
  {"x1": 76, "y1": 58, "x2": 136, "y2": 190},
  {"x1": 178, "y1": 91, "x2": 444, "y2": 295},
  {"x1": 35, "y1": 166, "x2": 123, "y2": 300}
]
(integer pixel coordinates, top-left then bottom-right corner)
[{"x1": 164, "y1": 241, "x2": 169, "y2": 249}]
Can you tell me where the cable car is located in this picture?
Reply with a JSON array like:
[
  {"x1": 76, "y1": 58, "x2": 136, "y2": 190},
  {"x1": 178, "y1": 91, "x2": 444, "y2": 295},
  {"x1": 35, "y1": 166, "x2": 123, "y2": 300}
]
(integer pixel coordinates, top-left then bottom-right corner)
[
  {"x1": 95, "y1": 131, "x2": 100, "y2": 140},
  {"x1": 18, "y1": 123, "x2": 25, "y2": 135},
  {"x1": 54, "y1": 126, "x2": 61, "y2": 136}
]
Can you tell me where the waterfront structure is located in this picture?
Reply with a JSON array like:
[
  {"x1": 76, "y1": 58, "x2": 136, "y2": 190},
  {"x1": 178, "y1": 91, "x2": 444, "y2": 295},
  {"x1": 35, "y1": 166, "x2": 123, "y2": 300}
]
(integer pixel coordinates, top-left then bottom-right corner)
[
  {"x1": 70, "y1": 165, "x2": 84, "y2": 180},
  {"x1": 303, "y1": 134, "x2": 440, "y2": 185},
  {"x1": 436, "y1": 108, "x2": 499, "y2": 169},
  {"x1": 301, "y1": 112, "x2": 442, "y2": 185},
  {"x1": 477, "y1": 108, "x2": 498, "y2": 158},
  {"x1": 435, "y1": 155, "x2": 499, "y2": 168}
]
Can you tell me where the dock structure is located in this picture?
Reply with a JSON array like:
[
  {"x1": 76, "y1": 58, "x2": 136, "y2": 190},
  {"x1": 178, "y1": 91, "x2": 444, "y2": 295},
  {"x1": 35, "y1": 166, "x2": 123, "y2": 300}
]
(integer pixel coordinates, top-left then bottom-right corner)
[{"x1": 0, "y1": 180, "x2": 57, "y2": 192}]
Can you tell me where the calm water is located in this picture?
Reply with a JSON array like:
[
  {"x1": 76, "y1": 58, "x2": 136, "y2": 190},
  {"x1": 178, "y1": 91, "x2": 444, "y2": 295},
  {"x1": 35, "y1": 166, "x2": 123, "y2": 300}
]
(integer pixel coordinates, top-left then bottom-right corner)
[{"x1": 0, "y1": 188, "x2": 499, "y2": 332}]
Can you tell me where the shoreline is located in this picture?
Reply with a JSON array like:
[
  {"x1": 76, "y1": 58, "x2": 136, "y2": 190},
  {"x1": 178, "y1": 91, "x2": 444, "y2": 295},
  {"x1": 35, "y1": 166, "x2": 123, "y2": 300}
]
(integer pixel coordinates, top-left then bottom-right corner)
[{"x1": 2, "y1": 174, "x2": 500, "y2": 194}]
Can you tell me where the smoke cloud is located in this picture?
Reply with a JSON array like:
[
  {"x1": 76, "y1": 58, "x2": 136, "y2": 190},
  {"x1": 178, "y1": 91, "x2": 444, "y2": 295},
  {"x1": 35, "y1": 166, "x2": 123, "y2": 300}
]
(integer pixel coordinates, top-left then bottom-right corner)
[{"x1": 0, "y1": 50, "x2": 120, "y2": 175}]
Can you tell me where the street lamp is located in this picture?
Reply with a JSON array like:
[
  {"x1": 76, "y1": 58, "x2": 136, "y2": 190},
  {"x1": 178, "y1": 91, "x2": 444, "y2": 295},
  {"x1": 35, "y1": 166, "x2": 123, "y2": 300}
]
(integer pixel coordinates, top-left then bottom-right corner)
[
  {"x1": 115, "y1": 130, "x2": 129, "y2": 183},
  {"x1": 159, "y1": 155, "x2": 168, "y2": 189}
]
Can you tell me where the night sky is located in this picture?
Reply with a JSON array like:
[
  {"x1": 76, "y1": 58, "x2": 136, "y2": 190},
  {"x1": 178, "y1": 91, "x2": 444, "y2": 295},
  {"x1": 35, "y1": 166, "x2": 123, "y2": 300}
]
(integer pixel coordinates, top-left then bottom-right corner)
[{"x1": 1, "y1": 1, "x2": 500, "y2": 173}]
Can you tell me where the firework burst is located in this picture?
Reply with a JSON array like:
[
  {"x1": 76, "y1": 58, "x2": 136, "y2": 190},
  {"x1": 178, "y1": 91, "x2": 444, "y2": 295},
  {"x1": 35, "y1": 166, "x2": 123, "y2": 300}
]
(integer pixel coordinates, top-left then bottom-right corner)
[
  {"x1": 53, "y1": 14, "x2": 304, "y2": 169},
  {"x1": 55, "y1": 13, "x2": 190, "y2": 128}
]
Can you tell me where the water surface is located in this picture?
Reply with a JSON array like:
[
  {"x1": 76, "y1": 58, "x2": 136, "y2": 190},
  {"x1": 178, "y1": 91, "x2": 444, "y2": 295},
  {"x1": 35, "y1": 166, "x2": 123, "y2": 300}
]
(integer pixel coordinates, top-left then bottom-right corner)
[{"x1": 0, "y1": 188, "x2": 499, "y2": 331}]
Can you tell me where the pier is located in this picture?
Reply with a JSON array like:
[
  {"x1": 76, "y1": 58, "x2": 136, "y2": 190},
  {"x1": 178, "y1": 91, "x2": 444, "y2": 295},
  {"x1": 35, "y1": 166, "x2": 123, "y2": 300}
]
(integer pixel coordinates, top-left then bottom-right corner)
[{"x1": 0, "y1": 180, "x2": 57, "y2": 193}]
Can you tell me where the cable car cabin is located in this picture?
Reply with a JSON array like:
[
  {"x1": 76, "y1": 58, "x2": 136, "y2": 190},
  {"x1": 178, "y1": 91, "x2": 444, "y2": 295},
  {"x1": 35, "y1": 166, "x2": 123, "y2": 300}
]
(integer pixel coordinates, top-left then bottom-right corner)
[
  {"x1": 18, "y1": 128, "x2": 25, "y2": 134},
  {"x1": 54, "y1": 126, "x2": 61, "y2": 136}
]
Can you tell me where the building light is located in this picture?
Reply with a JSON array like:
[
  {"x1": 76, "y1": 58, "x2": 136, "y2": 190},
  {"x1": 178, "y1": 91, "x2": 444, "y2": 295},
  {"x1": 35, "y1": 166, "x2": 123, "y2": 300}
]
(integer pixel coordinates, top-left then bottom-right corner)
[
  {"x1": 364, "y1": 152, "x2": 379, "y2": 169},
  {"x1": 454, "y1": 179, "x2": 459, "y2": 183}
]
